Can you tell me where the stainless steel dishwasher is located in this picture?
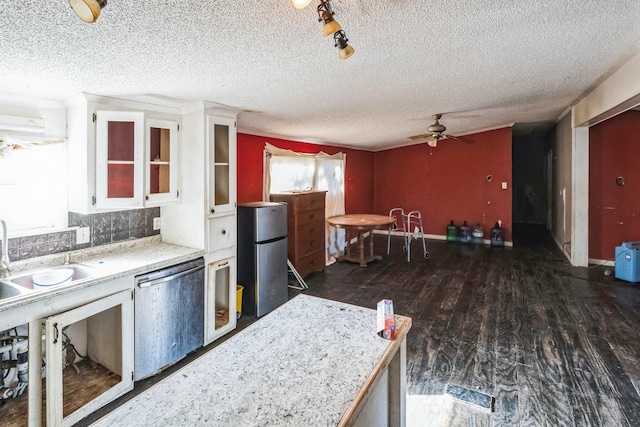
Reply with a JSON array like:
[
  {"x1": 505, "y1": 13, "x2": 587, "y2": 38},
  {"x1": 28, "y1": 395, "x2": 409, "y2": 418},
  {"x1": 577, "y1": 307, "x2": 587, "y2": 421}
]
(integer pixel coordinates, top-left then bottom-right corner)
[{"x1": 134, "y1": 257, "x2": 205, "y2": 380}]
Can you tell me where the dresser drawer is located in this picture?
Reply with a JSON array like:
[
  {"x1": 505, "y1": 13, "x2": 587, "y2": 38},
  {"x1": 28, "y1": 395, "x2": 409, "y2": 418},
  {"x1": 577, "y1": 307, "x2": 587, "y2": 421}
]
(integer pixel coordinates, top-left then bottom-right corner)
[
  {"x1": 295, "y1": 249, "x2": 325, "y2": 278},
  {"x1": 294, "y1": 221, "x2": 325, "y2": 257},
  {"x1": 293, "y1": 192, "x2": 325, "y2": 212},
  {"x1": 296, "y1": 208, "x2": 324, "y2": 227}
]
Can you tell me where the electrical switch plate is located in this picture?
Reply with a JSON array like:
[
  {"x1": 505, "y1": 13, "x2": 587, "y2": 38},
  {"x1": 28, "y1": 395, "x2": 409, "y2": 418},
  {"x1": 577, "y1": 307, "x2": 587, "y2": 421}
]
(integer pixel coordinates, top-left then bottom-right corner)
[
  {"x1": 501, "y1": 182, "x2": 508, "y2": 190},
  {"x1": 76, "y1": 227, "x2": 90, "y2": 245},
  {"x1": 153, "y1": 217, "x2": 161, "y2": 230}
]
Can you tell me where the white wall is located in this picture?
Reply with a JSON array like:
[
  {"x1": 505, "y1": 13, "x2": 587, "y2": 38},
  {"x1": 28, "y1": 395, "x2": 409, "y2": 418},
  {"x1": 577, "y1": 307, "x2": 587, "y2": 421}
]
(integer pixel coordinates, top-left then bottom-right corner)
[{"x1": 551, "y1": 112, "x2": 573, "y2": 257}]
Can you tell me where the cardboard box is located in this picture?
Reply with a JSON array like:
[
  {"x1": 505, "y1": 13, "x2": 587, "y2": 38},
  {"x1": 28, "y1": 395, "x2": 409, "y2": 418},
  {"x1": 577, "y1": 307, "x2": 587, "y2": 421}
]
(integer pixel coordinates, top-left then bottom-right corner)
[{"x1": 377, "y1": 299, "x2": 396, "y2": 340}]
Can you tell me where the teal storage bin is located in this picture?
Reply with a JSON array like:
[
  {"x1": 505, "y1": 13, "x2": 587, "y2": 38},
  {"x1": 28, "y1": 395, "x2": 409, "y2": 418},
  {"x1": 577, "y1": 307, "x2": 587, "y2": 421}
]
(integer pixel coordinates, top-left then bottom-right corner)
[{"x1": 615, "y1": 242, "x2": 640, "y2": 283}]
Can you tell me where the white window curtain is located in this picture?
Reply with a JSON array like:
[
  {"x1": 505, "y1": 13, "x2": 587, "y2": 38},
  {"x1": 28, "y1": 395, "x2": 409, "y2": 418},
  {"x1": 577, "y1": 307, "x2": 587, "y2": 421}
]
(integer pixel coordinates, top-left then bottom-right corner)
[{"x1": 263, "y1": 142, "x2": 346, "y2": 264}]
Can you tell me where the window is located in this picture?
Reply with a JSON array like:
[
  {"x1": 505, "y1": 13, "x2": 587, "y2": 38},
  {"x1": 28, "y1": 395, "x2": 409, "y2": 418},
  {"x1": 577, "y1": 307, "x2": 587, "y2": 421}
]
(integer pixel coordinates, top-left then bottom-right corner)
[
  {"x1": 264, "y1": 142, "x2": 346, "y2": 262},
  {"x1": 0, "y1": 140, "x2": 68, "y2": 234}
]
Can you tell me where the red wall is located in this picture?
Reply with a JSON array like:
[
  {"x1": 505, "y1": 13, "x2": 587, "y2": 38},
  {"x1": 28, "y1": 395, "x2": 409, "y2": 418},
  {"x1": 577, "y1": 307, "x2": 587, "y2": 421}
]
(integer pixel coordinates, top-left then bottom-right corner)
[
  {"x1": 589, "y1": 110, "x2": 640, "y2": 260},
  {"x1": 238, "y1": 128, "x2": 513, "y2": 241},
  {"x1": 373, "y1": 127, "x2": 513, "y2": 241},
  {"x1": 237, "y1": 133, "x2": 375, "y2": 214}
]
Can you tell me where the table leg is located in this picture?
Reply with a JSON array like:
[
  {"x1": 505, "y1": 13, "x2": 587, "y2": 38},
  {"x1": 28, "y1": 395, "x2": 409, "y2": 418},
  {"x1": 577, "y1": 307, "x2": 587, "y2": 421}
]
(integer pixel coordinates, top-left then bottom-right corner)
[
  {"x1": 346, "y1": 231, "x2": 351, "y2": 257},
  {"x1": 358, "y1": 232, "x2": 367, "y2": 267},
  {"x1": 369, "y1": 231, "x2": 375, "y2": 257}
]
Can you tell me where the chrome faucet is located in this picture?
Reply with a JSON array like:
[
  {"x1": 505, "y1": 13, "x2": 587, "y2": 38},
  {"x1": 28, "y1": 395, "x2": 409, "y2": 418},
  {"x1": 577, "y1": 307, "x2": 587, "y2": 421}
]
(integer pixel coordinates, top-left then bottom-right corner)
[{"x1": 0, "y1": 220, "x2": 11, "y2": 278}]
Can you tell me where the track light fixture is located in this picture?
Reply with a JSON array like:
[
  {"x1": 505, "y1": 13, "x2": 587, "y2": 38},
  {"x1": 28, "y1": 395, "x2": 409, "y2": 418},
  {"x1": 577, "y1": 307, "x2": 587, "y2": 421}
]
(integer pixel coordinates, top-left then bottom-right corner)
[
  {"x1": 333, "y1": 30, "x2": 354, "y2": 60},
  {"x1": 315, "y1": 0, "x2": 354, "y2": 59},
  {"x1": 317, "y1": 0, "x2": 342, "y2": 37},
  {"x1": 69, "y1": 0, "x2": 107, "y2": 23}
]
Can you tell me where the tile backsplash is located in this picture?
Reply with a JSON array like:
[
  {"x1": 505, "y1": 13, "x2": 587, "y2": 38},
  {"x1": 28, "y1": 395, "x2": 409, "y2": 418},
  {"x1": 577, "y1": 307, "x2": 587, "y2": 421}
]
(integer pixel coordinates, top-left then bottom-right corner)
[{"x1": 2, "y1": 208, "x2": 160, "y2": 262}]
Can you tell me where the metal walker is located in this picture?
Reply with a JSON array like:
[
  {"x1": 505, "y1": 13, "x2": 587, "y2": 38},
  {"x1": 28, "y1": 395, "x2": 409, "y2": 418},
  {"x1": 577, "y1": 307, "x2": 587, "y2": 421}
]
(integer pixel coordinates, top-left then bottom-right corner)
[{"x1": 387, "y1": 208, "x2": 430, "y2": 262}]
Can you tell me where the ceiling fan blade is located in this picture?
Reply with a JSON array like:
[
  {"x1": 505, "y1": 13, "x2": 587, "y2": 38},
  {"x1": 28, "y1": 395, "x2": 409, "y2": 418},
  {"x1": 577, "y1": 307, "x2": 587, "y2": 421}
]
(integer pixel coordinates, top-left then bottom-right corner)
[
  {"x1": 444, "y1": 134, "x2": 472, "y2": 144},
  {"x1": 406, "y1": 133, "x2": 433, "y2": 141}
]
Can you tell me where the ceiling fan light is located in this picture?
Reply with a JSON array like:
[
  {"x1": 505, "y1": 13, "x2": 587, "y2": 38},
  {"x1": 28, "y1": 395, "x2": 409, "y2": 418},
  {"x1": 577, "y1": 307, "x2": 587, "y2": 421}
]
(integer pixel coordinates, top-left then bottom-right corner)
[
  {"x1": 291, "y1": 0, "x2": 313, "y2": 8},
  {"x1": 427, "y1": 140, "x2": 438, "y2": 148},
  {"x1": 69, "y1": 0, "x2": 106, "y2": 23},
  {"x1": 322, "y1": 17, "x2": 342, "y2": 36}
]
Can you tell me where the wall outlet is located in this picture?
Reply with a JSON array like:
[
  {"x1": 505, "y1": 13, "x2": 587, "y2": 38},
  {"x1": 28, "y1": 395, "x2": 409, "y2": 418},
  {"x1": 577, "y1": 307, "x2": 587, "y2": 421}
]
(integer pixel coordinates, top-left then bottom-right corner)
[
  {"x1": 76, "y1": 227, "x2": 90, "y2": 245},
  {"x1": 501, "y1": 182, "x2": 508, "y2": 190},
  {"x1": 153, "y1": 217, "x2": 161, "y2": 231}
]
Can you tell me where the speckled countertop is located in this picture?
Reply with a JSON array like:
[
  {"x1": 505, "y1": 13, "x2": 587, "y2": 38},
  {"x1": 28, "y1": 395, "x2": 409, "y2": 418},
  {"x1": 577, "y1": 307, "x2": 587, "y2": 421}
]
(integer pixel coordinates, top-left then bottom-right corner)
[
  {"x1": 0, "y1": 235, "x2": 204, "y2": 320},
  {"x1": 92, "y1": 295, "x2": 411, "y2": 427}
]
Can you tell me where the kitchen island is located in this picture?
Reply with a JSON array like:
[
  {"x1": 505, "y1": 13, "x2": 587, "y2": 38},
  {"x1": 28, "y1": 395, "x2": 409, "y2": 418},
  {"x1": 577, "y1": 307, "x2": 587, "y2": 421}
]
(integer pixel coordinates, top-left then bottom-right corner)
[{"x1": 92, "y1": 294, "x2": 412, "y2": 426}]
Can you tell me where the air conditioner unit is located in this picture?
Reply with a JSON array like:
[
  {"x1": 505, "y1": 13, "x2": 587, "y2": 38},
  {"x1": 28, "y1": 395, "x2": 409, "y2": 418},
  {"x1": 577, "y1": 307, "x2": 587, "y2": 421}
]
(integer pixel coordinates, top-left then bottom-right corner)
[{"x1": 0, "y1": 114, "x2": 45, "y2": 134}]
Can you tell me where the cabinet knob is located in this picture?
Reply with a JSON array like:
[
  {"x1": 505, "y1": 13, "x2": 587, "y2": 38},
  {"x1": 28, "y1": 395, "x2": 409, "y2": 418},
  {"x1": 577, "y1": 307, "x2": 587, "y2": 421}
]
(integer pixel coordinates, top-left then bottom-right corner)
[
  {"x1": 210, "y1": 209, "x2": 215, "y2": 214},
  {"x1": 221, "y1": 229, "x2": 226, "y2": 235}
]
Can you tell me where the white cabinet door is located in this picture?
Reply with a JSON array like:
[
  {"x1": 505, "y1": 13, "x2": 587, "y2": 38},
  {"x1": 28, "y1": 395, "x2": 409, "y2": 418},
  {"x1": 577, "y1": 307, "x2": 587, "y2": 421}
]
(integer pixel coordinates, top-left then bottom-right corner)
[
  {"x1": 207, "y1": 115, "x2": 236, "y2": 216},
  {"x1": 44, "y1": 290, "x2": 134, "y2": 427},
  {"x1": 145, "y1": 118, "x2": 179, "y2": 206},
  {"x1": 95, "y1": 110, "x2": 145, "y2": 209},
  {"x1": 205, "y1": 256, "x2": 237, "y2": 345}
]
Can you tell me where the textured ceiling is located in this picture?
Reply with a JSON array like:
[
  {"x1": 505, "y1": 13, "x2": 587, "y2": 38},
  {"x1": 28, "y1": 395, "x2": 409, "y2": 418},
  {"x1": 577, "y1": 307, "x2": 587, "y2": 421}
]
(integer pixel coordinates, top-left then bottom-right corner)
[{"x1": 1, "y1": 1, "x2": 640, "y2": 151}]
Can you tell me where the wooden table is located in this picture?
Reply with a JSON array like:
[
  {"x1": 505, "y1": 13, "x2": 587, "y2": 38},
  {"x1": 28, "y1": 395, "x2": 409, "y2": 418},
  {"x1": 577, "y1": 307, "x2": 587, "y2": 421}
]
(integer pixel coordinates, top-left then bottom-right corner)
[{"x1": 327, "y1": 214, "x2": 396, "y2": 267}]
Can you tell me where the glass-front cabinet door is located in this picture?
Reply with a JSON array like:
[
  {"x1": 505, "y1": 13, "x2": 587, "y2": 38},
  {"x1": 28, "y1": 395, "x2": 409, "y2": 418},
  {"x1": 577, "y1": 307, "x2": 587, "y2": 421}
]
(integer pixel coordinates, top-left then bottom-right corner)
[
  {"x1": 44, "y1": 290, "x2": 134, "y2": 426},
  {"x1": 95, "y1": 111, "x2": 145, "y2": 209},
  {"x1": 205, "y1": 256, "x2": 237, "y2": 344},
  {"x1": 207, "y1": 116, "x2": 236, "y2": 216},
  {"x1": 146, "y1": 118, "x2": 178, "y2": 206}
]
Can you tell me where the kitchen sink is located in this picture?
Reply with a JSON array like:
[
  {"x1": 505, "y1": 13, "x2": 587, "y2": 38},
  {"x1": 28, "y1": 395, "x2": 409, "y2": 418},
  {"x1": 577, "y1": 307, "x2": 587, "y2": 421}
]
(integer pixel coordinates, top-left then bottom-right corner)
[
  {"x1": 6, "y1": 264, "x2": 97, "y2": 290},
  {"x1": 0, "y1": 280, "x2": 31, "y2": 300}
]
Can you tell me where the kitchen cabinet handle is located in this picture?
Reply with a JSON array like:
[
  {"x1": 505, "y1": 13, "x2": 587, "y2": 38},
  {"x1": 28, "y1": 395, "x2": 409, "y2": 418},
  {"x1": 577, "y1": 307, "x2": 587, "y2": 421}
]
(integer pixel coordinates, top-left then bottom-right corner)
[
  {"x1": 53, "y1": 323, "x2": 59, "y2": 344},
  {"x1": 218, "y1": 261, "x2": 229, "y2": 267},
  {"x1": 137, "y1": 265, "x2": 204, "y2": 288}
]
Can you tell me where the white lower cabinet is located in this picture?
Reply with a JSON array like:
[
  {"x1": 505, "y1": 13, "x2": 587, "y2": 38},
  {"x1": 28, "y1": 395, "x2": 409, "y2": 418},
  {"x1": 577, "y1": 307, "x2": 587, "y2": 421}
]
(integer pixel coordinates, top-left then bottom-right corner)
[
  {"x1": 43, "y1": 290, "x2": 134, "y2": 426},
  {"x1": 205, "y1": 256, "x2": 237, "y2": 345}
]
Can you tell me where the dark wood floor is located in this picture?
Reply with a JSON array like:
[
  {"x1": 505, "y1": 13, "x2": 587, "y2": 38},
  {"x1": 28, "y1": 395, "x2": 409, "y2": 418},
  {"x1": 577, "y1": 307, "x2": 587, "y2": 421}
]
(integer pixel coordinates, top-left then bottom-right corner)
[
  {"x1": 296, "y1": 226, "x2": 640, "y2": 426},
  {"x1": 81, "y1": 224, "x2": 640, "y2": 426}
]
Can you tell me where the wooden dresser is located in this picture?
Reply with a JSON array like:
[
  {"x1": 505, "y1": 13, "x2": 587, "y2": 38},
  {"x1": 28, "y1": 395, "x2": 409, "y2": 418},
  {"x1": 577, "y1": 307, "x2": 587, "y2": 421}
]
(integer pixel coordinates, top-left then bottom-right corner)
[{"x1": 270, "y1": 191, "x2": 326, "y2": 278}]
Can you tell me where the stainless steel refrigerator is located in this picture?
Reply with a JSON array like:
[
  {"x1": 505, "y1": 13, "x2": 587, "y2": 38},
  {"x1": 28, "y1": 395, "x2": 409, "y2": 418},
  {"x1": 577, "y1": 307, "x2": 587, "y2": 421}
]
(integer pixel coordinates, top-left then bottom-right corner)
[{"x1": 237, "y1": 202, "x2": 288, "y2": 317}]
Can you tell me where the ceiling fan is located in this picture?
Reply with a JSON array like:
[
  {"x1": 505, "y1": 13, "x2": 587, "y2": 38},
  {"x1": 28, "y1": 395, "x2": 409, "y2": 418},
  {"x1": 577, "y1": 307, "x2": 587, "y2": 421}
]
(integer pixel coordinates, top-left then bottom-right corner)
[{"x1": 407, "y1": 113, "x2": 471, "y2": 147}]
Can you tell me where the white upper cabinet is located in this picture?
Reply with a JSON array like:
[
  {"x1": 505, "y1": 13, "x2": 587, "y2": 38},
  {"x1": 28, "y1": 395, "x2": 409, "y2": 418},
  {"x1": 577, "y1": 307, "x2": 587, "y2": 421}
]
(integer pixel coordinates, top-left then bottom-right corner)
[
  {"x1": 66, "y1": 94, "x2": 180, "y2": 213},
  {"x1": 95, "y1": 110, "x2": 145, "y2": 209},
  {"x1": 207, "y1": 115, "x2": 236, "y2": 216},
  {"x1": 145, "y1": 118, "x2": 179, "y2": 206}
]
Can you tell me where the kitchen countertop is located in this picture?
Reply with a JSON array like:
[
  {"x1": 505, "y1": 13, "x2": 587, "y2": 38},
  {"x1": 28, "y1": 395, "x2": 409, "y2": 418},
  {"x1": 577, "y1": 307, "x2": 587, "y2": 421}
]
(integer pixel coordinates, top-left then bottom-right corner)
[
  {"x1": 92, "y1": 294, "x2": 412, "y2": 426},
  {"x1": 0, "y1": 235, "x2": 204, "y2": 326}
]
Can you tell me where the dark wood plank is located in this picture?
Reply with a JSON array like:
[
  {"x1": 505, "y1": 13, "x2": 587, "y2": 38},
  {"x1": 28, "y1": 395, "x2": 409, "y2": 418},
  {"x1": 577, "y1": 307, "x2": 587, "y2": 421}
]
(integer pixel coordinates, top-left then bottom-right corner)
[{"x1": 74, "y1": 226, "x2": 640, "y2": 427}]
